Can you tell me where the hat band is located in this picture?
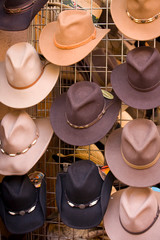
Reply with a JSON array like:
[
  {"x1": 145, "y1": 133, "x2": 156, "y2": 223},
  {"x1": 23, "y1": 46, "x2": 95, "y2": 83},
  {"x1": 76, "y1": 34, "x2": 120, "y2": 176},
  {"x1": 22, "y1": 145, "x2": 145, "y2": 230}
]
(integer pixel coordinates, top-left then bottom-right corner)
[
  {"x1": 126, "y1": 10, "x2": 160, "y2": 24},
  {"x1": 54, "y1": 28, "x2": 96, "y2": 50},
  {"x1": 66, "y1": 193, "x2": 100, "y2": 209},
  {"x1": 128, "y1": 78, "x2": 160, "y2": 92},
  {"x1": 66, "y1": 100, "x2": 114, "y2": 129},
  {"x1": 3, "y1": 0, "x2": 36, "y2": 14},
  {"x1": 119, "y1": 206, "x2": 160, "y2": 235},
  {"x1": 0, "y1": 132, "x2": 39, "y2": 157},
  {"x1": 121, "y1": 148, "x2": 160, "y2": 170}
]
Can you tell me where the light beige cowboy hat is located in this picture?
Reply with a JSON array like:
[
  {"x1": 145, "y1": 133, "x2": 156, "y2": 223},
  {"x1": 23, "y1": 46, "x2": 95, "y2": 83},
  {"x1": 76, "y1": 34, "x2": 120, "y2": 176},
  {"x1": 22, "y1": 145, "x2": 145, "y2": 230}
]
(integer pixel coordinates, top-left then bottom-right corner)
[
  {"x1": 0, "y1": 42, "x2": 59, "y2": 108},
  {"x1": 0, "y1": 110, "x2": 53, "y2": 175},
  {"x1": 39, "y1": 10, "x2": 110, "y2": 66},
  {"x1": 111, "y1": 0, "x2": 160, "y2": 41}
]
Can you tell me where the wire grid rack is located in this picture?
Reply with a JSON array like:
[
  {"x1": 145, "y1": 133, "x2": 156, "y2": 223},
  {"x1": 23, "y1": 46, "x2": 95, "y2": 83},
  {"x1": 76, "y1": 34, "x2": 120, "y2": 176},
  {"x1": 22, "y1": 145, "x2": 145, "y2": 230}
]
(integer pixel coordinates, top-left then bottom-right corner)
[{"x1": 15, "y1": 1, "x2": 160, "y2": 239}]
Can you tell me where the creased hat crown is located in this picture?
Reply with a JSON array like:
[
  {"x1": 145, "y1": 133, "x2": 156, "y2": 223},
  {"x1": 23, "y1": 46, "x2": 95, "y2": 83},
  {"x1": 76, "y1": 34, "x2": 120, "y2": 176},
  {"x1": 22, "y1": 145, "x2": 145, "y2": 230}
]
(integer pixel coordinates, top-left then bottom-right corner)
[{"x1": 5, "y1": 42, "x2": 42, "y2": 89}]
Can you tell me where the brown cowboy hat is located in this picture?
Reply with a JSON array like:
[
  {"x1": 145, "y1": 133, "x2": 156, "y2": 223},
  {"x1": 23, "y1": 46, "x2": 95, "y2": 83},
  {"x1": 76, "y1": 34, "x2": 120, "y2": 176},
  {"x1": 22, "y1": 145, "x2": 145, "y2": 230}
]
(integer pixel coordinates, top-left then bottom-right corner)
[
  {"x1": 111, "y1": 46, "x2": 160, "y2": 110},
  {"x1": 39, "y1": 10, "x2": 110, "y2": 66},
  {"x1": 110, "y1": 0, "x2": 160, "y2": 41},
  {"x1": 105, "y1": 119, "x2": 160, "y2": 187},
  {"x1": 104, "y1": 187, "x2": 160, "y2": 240}
]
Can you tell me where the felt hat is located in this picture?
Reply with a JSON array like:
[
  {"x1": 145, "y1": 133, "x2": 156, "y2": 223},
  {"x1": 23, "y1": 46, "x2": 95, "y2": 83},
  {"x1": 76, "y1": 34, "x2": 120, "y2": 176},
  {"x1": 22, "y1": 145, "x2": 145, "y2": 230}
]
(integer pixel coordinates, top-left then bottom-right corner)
[
  {"x1": 111, "y1": 46, "x2": 160, "y2": 110},
  {"x1": 105, "y1": 119, "x2": 160, "y2": 187},
  {"x1": 56, "y1": 160, "x2": 115, "y2": 229},
  {"x1": 0, "y1": 42, "x2": 59, "y2": 108},
  {"x1": 0, "y1": 174, "x2": 46, "y2": 234},
  {"x1": 0, "y1": 110, "x2": 53, "y2": 175},
  {"x1": 50, "y1": 81, "x2": 121, "y2": 146},
  {"x1": 39, "y1": 10, "x2": 110, "y2": 66},
  {"x1": 110, "y1": 0, "x2": 160, "y2": 41},
  {"x1": 0, "y1": 0, "x2": 48, "y2": 31},
  {"x1": 104, "y1": 187, "x2": 160, "y2": 240}
]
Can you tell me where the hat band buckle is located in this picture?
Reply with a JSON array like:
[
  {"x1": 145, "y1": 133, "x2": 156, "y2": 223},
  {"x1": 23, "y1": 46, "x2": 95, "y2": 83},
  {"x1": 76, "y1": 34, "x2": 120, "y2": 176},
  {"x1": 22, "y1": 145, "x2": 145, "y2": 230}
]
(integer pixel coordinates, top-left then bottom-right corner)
[
  {"x1": 3, "y1": 0, "x2": 36, "y2": 14},
  {"x1": 119, "y1": 206, "x2": 160, "y2": 235},
  {"x1": 54, "y1": 28, "x2": 96, "y2": 50},
  {"x1": 66, "y1": 194, "x2": 100, "y2": 209},
  {"x1": 126, "y1": 10, "x2": 160, "y2": 24},
  {"x1": 121, "y1": 148, "x2": 160, "y2": 170},
  {"x1": 0, "y1": 132, "x2": 39, "y2": 157}
]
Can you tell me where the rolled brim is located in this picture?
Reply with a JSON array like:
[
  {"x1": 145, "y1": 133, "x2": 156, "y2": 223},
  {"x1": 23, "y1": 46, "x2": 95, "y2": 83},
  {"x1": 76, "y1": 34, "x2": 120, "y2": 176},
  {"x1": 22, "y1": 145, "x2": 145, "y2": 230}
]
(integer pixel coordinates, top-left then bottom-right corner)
[
  {"x1": 104, "y1": 189, "x2": 160, "y2": 240},
  {"x1": 0, "y1": 118, "x2": 53, "y2": 175},
  {"x1": 50, "y1": 91, "x2": 121, "y2": 146},
  {"x1": 105, "y1": 126, "x2": 160, "y2": 187},
  {"x1": 111, "y1": 63, "x2": 160, "y2": 110},
  {"x1": 111, "y1": 0, "x2": 160, "y2": 41},
  {"x1": 39, "y1": 21, "x2": 110, "y2": 66},
  {"x1": 0, "y1": 178, "x2": 46, "y2": 234},
  {"x1": 0, "y1": 0, "x2": 47, "y2": 31},
  {"x1": 56, "y1": 171, "x2": 114, "y2": 229}
]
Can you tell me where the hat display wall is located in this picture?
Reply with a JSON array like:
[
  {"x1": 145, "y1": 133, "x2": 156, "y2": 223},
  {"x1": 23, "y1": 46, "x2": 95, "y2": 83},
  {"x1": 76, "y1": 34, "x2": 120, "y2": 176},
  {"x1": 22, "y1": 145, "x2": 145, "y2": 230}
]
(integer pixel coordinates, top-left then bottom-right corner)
[
  {"x1": 0, "y1": 174, "x2": 46, "y2": 234},
  {"x1": 0, "y1": 0, "x2": 48, "y2": 31},
  {"x1": 104, "y1": 187, "x2": 160, "y2": 240},
  {"x1": 0, "y1": 42, "x2": 59, "y2": 109},
  {"x1": 39, "y1": 10, "x2": 110, "y2": 66},
  {"x1": 0, "y1": 110, "x2": 53, "y2": 175},
  {"x1": 50, "y1": 81, "x2": 121, "y2": 146},
  {"x1": 105, "y1": 119, "x2": 160, "y2": 187},
  {"x1": 56, "y1": 160, "x2": 115, "y2": 229},
  {"x1": 110, "y1": 0, "x2": 160, "y2": 41},
  {"x1": 111, "y1": 46, "x2": 160, "y2": 110}
]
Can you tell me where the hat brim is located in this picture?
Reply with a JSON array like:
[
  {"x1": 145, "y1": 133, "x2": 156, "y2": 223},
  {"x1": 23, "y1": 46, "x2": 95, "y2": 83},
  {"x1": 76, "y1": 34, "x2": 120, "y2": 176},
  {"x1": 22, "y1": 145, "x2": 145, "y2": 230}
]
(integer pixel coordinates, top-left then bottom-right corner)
[
  {"x1": 111, "y1": 63, "x2": 160, "y2": 110},
  {"x1": 0, "y1": 118, "x2": 53, "y2": 175},
  {"x1": 0, "y1": 178, "x2": 46, "y2": 234},
  {"x1": 39, "y1": 21, "x2": 110, "y2": 66},
  {"x1": 104, "y1": 189, "x2": 160, "y2": 240},
  {"x1": 111, "y1": 0, "x2": 160, "y2": 41},
  {"x1": 105, "y1": 126, "x2": 160, "y2": 187},
  {"x1": 0, "y1": 0, "x2": 47, "y2": 31},
  {"x1": 0, "y1": 62, "x2": 59, "y2": 108},
  {"x1": 56, "y1": 171, "x2": 114, "y2": 229},
  {"x1": 50, "y1": 91, "x2": 121, "y2": 146}
]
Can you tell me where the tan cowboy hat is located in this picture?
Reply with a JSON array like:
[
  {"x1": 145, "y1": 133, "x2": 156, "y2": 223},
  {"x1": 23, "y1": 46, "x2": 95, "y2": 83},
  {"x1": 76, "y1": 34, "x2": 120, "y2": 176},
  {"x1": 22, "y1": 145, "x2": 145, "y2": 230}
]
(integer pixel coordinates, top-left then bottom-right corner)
[
  {"x1": 104, "y1": 187, "x2": 160, "y2": 240},
  {"x1": 0, "y1": 110, "x2": 53, "y2": 175},
  {"x1": 0, "y1": 42, "x2": 59, "y2": 108},
  {"x1": 39, "y1": 10, "x2": 110, "y2": 66},
  {"x1": 111, "y1": 0, "x2": 160, "y2": 40}
]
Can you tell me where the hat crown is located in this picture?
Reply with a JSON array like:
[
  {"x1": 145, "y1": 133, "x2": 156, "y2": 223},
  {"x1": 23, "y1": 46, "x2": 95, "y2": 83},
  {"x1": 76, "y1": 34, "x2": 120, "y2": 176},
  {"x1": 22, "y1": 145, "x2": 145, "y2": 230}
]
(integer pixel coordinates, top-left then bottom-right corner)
[
  {"x1": 66, "y1": 81, "x2": 105, "y2": 126},
  {"x1": 0, "y1": 110, "x2": 38, "y2": 154},
  {"x1": 66, "y1": 160, "x2": 103, "y2": 204},
  {"x1": 5, "y1": 42, "x2": 42, "y2": 89},
  {"x1": 121, "y1": 119, "x2": 160, "y2": 166},
  {"x1": 54, "y1": 10, "x2": 95, "y2": 47},
  {"x1": 5, "y1": 0, "x2": 33, "y2": 8},
  {"x1": 1, "y1": 175, "x2": 37, "y2": 212},
  {"x1": 126, "y1": 47, "x2": 160, "y2": 91},
  {"x1": 120, "y1": 187, "x2": 158, "y2": 234},
  {"x1": 127, "y1": 0, "x2": 160, "y2": 19}
]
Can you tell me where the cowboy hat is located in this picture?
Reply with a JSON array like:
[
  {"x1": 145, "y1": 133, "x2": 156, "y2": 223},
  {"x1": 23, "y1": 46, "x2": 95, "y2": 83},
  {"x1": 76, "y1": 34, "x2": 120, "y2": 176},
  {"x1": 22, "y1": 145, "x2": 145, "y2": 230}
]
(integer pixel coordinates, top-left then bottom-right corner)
[
  {"x1": 0, "y1": 0, "x2": 48, "y2": 31},
  {"x1": 39, "y1": 10, "x2": 110, "y2": 66},
  {"x1": 0, "y1": 42, "x2": 59, "y2": 108},
  {"x1": 56, "y1": 160, "x2": 115, "y2": 229},
  {"x1": 0, "y1": 174, "x2": 46, "y2": 234},
  {"x1": 110, "y1": 0, "x2": 160, "y2": 41},
  {"x1": 111, "y1": 46, "x2": 160, "y2": 110},
  {"x1": 105, "y1": 118, "x2": 160, "y2": 187},
  {"x1": 0, "y1": 110, "x2": 53, "y2": 175},
  {"x1": 50, "y1": 81, "x2": 121, "y2": 146},
  {"x1": 104, "y1": 187, "x2": 160, "y2": 240}
]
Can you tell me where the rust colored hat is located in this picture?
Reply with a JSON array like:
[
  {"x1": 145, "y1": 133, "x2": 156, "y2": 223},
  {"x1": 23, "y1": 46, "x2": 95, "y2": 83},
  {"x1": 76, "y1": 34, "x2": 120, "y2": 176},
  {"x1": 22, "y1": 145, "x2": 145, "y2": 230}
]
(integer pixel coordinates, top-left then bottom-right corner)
[
  {"x1": 111, "y1": 46, "x2": 160, "y2": 110},
  {"x1": 105, "y1": 119, "x2": 160, "y2": 187},
  {"x1": 39, "y1": 10, "x2": 110, "y2": 66},
  {"x1": 50, "y1": 81, "x2": 121, "y2": 146},
  {"x1": 104, "y1": 187, "x2": 160, "y2": 240},
  {"x1": 111, "y1": 0, "x2": 160, "y2": 41}
]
